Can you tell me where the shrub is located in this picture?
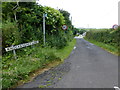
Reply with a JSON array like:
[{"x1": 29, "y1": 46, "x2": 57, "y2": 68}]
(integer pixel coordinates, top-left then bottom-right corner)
[
  {"x1": 85, "y1": 28, "x2": 119, "y2": 48},
  {"x1": 2, "y1": 20, "x2": 21, "y2": 54}
]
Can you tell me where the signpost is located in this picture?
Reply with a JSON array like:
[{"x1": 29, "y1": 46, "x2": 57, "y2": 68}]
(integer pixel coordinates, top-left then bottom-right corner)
[
  {"x1": 5, "y1": 41, "x2": 39, "y2": 59},
  {"x1": 43, "y1": 13, "x2": 47, "y2": 46}
]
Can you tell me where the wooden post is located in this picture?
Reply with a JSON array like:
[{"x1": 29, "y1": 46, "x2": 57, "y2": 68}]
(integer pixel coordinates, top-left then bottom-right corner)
[{"x1": 12, "y1": 45, "x2": 17, "y2": 59}]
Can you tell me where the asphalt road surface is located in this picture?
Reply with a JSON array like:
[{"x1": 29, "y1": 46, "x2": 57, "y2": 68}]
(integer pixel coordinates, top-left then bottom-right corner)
[
  {"x1": 17, "y1": 38, "x2": 118, "y2": 88},
  {"x1": 54, "y1": 38, "x2": 118, "y2": 88}
]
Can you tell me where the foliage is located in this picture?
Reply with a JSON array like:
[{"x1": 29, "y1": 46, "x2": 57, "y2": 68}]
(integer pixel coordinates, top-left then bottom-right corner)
[
  {"x1": 2, "y1": 39, "x2": 76, "y2": 89},
  {"x1": 59, "y1": 9, "x2": 71, "y2": 26},
  {"x1": 2, "y1": 2, "x2": 75, "y2": 89},
  {"x1": 79, "y1": 29, "x2": 86, "y2": 34},
  {"x1": 85, "y1": 27, "x2": 120, "y2": 55},
  {"x1": 2, "y1": 20, "x2": 21, "y2": 54},
  {"x1": 72, "y1": 28, "x2": 87, "y2": 35},
  {"x1": 2, "y1": 46, "x2": 60, "y2": 89},
  {"x1": 84, "y1": 37, "x2": 118, "y2": 55},
  {"x1": 46, "y1": 30, "x2": 73, "y2": 49},
  {"x1": 2, "y1": 2, "x2": 74, "y2": 52}
]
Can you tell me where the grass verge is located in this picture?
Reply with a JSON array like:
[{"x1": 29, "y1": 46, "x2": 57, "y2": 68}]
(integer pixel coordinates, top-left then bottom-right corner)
[
  {"x1": 2, "y1": 39, "x2": 76, "y2": 89},
  {"x1": 84, "y1": 37, "x2": 119, "y2": 56},
  {"x1": 55, "y1": 39, "x2": 76, "y2": 61}
]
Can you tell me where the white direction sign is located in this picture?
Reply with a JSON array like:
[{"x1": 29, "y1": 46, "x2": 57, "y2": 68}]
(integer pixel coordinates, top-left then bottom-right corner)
[
  {"x1": 62, "y1": 25, "x2": 68, "y2": 30},
  {"x1": 5, "y1": 41, "x2": 39, "y2": 52}
]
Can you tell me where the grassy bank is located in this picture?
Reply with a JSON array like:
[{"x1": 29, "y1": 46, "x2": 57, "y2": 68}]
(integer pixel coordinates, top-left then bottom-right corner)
[
  {"x1": 84, "y1": 37, "x2": 118, "y2": 56},
  {"x1": 84, "y1": 27, "x2": 120, "y2": 56},
  {"x1": 2, "y1": 39, "x2": 76, "y2": 89},
  {"x1": 55, "y1": 39, "x2": 76, "y2": 61}
]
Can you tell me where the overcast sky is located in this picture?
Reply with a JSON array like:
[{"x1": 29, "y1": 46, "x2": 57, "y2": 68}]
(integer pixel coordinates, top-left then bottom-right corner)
[{"x1": 37, "y1": 0, "x2": 119, "y2": 28}]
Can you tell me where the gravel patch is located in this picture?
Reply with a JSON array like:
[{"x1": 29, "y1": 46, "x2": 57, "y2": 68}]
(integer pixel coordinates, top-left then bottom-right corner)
[{"x1": 16, "y1": 58, "x2": 72, "y2": 88}]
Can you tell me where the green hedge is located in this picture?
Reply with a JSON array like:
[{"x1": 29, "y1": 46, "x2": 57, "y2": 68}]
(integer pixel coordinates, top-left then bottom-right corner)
[
  {"x1": 2, "y1": 2, "x2": 74, "y2": 55},
  {"x1": 85, "y1": 28, "x2": 120, "y2": 48}
]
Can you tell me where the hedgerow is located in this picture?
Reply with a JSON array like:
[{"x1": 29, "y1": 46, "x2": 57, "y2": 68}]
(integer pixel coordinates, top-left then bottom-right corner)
[
  {"x1": 2, "y1": 2, "x2": 75, "y2": 89},
  {"x1": 85, "y1": 27, "x2": 120, "y2": 55}
]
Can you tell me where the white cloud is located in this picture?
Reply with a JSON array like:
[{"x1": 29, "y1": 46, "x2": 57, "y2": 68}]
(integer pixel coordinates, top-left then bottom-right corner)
[{"x1": 37, "y1": 0, "x2": 119, "y2": 28}]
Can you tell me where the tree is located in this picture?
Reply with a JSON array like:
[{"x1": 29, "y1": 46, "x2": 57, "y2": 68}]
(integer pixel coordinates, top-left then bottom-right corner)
[{"x1": 59, "y1": 9, "x2": 72, "y2": 26}]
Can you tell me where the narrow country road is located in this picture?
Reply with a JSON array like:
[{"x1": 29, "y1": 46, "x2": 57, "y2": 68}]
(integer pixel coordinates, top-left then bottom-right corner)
[
  {"x1": 17, "y1": 38, "x2": 118, "y2": 88},
  {"x1": 54, "y1": 38, "x2": 118, "y2": 88}
]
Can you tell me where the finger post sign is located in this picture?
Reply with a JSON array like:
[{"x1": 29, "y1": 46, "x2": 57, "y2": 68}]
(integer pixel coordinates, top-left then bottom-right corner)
[
  {"x1": 5, "y1": 41, "x2": 39, "y2": 59},
  {"x1": 62, "y1": 25, "x2": 68, "y2": 30}
]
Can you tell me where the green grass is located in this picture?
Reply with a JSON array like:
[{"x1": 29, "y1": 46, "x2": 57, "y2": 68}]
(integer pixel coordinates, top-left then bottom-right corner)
[
  {"x1": 84, "y1": 37, "x2": 119, "y2": 56},
  {"x1": 2, "y1": 39, "x2": 76, "y2": 89},
  {"x1": 55, "y1": 39, "x2": 76, "y2": 61},
  {"x1": 0, "y1": 57, "x2": 1, "y2": 90}
]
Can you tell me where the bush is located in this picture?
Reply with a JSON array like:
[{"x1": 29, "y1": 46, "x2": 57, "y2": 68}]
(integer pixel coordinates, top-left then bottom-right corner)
[
  {"x1": 2, "y1": 46, "x2": 61, "y2": 89},
  {"x1": 85, "y1": 28, "x2": 120, "y2": 48},
  {"x1": 46, "y1": 34, "x2": 67, "y2": 49},
  {"x1": 79, "y1": 29, "x2": 86, "y2": 34},
  {"x1": 46, "y1": 30, "x2": 73, "y2": 49},
  {"x1": 2, "y1": 20, "x2": 21, "y2": 54}
]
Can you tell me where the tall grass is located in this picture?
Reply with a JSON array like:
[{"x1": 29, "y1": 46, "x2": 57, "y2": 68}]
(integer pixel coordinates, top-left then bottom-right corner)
[{"x1": 2, "y1": 39, "x2": 76, "y2": 89}]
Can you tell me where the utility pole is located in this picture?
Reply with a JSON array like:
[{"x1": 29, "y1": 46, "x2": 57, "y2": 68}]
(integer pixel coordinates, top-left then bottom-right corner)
[{"x1": 43, "y1": 13, "x2": 47, "y2": 46}]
